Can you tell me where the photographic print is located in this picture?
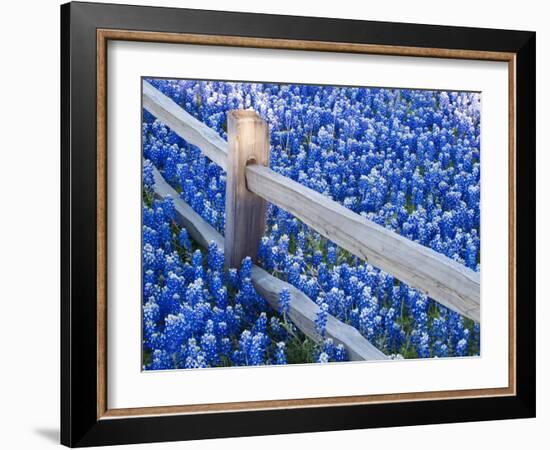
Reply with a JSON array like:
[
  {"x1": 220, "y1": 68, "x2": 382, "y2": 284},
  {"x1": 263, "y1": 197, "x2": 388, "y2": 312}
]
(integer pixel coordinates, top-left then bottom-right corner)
[{"x1": 141, "y1": 78, "x2": 481, "y2": 370}]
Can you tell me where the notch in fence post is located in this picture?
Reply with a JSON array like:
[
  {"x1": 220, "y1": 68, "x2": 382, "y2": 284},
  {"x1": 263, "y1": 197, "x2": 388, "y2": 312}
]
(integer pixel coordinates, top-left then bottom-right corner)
[{"x1": 224, "y1": 110, "x2": 270, "y2": 269}]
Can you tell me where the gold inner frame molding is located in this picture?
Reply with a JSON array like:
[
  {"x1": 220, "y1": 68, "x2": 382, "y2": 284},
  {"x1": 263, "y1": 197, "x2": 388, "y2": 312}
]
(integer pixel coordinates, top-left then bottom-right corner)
[{"x1": 96, "y1": 28, "x2": 517, "y2": 420}]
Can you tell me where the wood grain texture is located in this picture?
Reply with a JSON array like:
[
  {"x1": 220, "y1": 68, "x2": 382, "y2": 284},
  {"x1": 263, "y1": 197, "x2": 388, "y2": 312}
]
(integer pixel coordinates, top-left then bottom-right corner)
[
  {"x1": 224, "y1": 111, "x2": 269, "y2": 269},
  {"x1": 246, "y1": 164, "x2": 481, "y2": 322},
  {"x1": 96, "y1": 29, "x2": 108, "y2": 419},
  {"x1": 150, "y1": 164, "x2": 387, "y2": 361},
  {"x1": 101, "y1": 29, "x2": 515, "y2": 62},
  {"x1": 508, "y1": 56, "x2": 517, "y2": 391},
  {"x1": 102, "y1": 384, "x2": 514, "y2": 418},
  {"x1": 142, "y1": 80, "x2": 228, "y2": 170}
]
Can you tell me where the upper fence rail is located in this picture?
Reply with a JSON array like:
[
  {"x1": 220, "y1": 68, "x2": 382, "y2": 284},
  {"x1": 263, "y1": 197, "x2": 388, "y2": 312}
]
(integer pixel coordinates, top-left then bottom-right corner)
[{"x1": 142, "y1": 80, "x2": 481, "y2": 322}]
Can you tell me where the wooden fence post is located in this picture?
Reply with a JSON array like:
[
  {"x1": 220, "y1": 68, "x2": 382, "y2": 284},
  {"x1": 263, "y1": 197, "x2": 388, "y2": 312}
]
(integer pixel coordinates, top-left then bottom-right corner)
[{"x1": 224, "y1": 110, "x2": 270, "y2": 269}]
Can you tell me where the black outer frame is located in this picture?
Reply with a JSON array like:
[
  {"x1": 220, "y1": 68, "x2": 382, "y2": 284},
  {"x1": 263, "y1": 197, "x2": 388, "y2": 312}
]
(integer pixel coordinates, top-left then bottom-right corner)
[{"x1": 61, "y1": 1, "x2": 536, "y2": 447}]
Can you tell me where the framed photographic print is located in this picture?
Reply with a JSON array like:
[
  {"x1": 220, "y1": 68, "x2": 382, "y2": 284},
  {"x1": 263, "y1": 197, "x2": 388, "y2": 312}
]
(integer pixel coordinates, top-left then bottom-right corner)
[{"x1": 61, "y1": 1, "x2": 536, "y2": 447}]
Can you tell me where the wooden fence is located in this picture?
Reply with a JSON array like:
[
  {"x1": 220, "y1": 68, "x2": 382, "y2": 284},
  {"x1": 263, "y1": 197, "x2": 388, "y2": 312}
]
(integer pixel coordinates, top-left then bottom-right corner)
[{"x1": 143, "y1": 80, "x2": 481, "y2": 359}]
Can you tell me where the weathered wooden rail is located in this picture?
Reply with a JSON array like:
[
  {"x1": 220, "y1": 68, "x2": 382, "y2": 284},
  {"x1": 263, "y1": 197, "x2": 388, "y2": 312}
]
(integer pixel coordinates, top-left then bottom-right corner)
[
  {"x1": 143, "y1": 80, "x2": 480, "y2": 323},
  {"x1": 246, "y1": 166, "x2": 481, "y2": 321},
  {"x1": 151, "y1": 163, "x2": 388, "y2": 361}
]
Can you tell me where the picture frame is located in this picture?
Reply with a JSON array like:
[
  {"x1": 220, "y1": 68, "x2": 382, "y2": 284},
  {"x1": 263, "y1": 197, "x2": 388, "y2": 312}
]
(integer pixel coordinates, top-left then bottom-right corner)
[{"x1": 61, "y1": 1, "x2": 535, "y2": 447}]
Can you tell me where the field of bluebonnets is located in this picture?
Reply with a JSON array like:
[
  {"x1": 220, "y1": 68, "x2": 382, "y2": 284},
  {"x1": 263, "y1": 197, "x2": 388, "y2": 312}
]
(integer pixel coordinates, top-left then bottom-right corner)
[{"x1": 142, "y1": 78, "x2": 481, "y2": 370}]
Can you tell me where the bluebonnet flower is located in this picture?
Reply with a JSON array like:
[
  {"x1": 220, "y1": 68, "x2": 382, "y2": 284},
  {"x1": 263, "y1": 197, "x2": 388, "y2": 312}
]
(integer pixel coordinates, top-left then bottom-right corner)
[
  {"x1": 327, "y1": 245, "x2": 337, "y2": 266},
  {"x1": 200, "y1": 331, "x2": 219, "y2": 366},
  {"x1": 191, "y1": 250, "x2": 204, "y2": 281},
  {"x1": 164, "y1": 313, "x2": 188, "y2": 353},
  {"x1": 150, "y1": 349, "x2": 172, "y2": 370},
  {"x1": 279, "y1": 288, "x2": 291, "y2": 315},
  {"x1": 249, "y1": 333, "x2": 267, "y2": 365},
  {"x1": 184, "y1": 338, "x2": 208, "y2": 369},
  {"x1": 207, "y1": 241, "x2": 224, "y2": 272},
  {"x1": 456, "y1": 338, "x2": 468, "y2": 356},
  {"x1": 240, "y1": 257, "x2": 253, "y2": 278},
  {"x1": 274, "y1": 342, "x2": 287, "y2": 365},
  {"x1": 333, "y1": 344, "x2": 347, "y2": 362},
  {"x1": 143, "y1": 159, "x2": 155, "y2": 188},
  {"x1": 315, "y1": 303, "x2": 329, "y2": 337},
  {"x1": 178, "y1": 228, "x2": 191, "y2": 251}
]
